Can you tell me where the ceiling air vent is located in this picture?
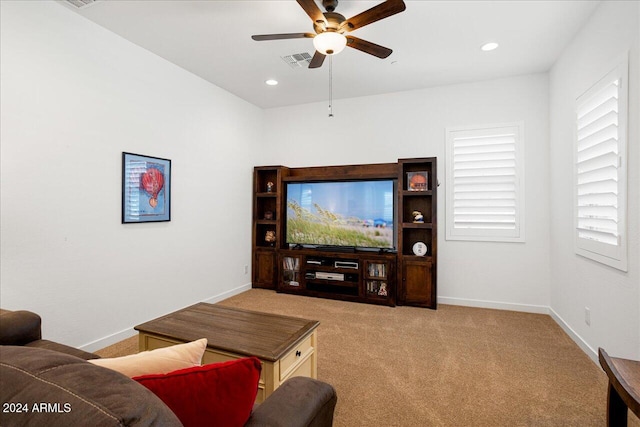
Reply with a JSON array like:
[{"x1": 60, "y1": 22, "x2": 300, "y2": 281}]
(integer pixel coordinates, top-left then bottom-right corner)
[
  {"x1": 65, "y1": 0, "x2": 98, "y2": 9},
  {"x1": 281, "y1": 53, "x2": 313, "y2": 69}
]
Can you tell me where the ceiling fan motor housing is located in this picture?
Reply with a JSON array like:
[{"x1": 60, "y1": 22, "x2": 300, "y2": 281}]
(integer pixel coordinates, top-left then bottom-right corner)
[{"x1": 314, "y1": 12, "x2": 346, "y2": 34}]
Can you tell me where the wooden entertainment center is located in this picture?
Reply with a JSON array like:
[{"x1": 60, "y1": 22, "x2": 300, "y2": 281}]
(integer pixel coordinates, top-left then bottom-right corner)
[{"x1": 252, "y1": 158, "x2": 437, "y2": 309}]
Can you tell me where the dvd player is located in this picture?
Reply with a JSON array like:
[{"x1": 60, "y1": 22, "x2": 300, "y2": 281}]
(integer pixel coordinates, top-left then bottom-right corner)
[
  {"x1": 315, "y1": 272, "x2": 345, "y2": 281},
  {"x1": 335, "y1": 261, "x2": 358, "y2": 269}
]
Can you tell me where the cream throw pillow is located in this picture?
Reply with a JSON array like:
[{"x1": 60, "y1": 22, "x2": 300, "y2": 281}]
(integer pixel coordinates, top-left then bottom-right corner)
[{"x1": 89, "y1": 338, "x2": 207, "y2": 378}]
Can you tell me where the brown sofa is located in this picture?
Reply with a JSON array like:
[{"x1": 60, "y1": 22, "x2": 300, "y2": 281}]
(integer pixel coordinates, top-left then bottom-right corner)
[
  {"x1": 0, "y1": 310, "x2": 337, "y2": 427},
  {"x1": 0, "y1": 309, "x2": 99, "y2": 360}
]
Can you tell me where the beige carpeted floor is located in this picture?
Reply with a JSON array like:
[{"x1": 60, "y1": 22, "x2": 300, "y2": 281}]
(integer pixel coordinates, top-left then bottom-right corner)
[{"x1": 97, "y1": 289, "x2": 639, "y2": 427}]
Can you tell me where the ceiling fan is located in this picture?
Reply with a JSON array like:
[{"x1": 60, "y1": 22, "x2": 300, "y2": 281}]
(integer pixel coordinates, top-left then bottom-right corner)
[{"x1": 251, "y1": 0, "x2": 406, "y2": 69}]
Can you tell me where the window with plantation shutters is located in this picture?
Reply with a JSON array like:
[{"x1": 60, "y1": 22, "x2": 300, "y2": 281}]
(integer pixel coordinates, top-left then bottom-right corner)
[
  {"x1": 445, "y1": 123, "x2": 524, "y2": 242},
  {"x1": 575, "y1": 58, "x2": 628, "y2": 271}
]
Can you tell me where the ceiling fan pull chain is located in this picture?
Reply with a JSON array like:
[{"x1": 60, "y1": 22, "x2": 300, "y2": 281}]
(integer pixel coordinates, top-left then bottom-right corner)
[{"x1": 328, "y1": 55, "x2": 334, "y2": 118}]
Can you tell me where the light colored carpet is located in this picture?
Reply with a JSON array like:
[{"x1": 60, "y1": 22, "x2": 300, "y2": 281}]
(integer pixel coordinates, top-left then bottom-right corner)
[
  {"x1": 98, "y1": 289, "x2": 639, "y2": 427},
  {"x1": 95, "y1": 335, "x2": 138, "y2": 358}
]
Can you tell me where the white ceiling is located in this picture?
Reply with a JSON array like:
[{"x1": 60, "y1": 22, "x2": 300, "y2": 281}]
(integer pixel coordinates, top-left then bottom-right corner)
[{"x1": 62, "y1": 0, "x2": 600, "y2": 109}]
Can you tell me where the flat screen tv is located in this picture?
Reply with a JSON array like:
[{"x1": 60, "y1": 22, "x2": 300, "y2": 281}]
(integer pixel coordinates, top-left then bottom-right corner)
[{"x1": 285, "y1": 179, "x2": 396, "y2": 251}]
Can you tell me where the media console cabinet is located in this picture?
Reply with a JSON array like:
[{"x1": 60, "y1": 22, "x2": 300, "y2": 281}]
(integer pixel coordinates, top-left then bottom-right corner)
[
  {"x1": 279, "y1": 249, "x2": 397, "y2": 306},
  {"x1": 252, "y1": 158, "x2": 438, "y2": 309}
]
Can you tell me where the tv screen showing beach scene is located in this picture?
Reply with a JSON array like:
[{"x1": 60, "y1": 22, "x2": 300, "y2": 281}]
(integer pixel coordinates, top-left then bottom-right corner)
[{"x1": 286, "y1": 180, "x2": 395, "y2": 249}]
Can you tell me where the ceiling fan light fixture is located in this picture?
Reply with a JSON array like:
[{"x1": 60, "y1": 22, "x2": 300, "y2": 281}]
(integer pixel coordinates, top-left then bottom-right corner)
[{"x1": 313, "y1": 32, "x2": 347, "y2": 55}]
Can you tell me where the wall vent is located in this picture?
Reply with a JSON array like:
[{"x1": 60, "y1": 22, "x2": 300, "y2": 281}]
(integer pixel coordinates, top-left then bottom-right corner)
[
  {"x1": 65, "y1": 0, "x2": 98, "y2": 9},
  {"x1": 281, "y1": 53, "x2": 313, "y2": 68}
]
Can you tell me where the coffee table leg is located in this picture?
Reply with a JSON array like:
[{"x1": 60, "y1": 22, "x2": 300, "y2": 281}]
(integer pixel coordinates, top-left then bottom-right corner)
[{"x1": 607, "y1": 382, "x2": 628, "y2": 427}]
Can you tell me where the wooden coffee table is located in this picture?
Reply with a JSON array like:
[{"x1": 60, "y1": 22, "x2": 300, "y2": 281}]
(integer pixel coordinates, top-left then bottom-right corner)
[{"x1": 134, "y1": 303, "x2": 319, "y2": 403}]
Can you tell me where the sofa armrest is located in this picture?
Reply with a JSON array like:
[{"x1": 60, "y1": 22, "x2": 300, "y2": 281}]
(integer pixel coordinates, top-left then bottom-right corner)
[
  {"x1": 0, "y1": 310, "x2": 43, "y2": 345},
  {"x1": 245, "y1": 377, "x2": 337, "y2": 427}
]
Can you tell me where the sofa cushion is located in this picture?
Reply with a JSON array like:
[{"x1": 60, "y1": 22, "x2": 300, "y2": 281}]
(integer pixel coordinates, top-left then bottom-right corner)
[
  {"x1": 25, "y1": 339, "x2": 100, "y2": 360},
  {"x1": 134, "y1": 357, "x2": 262, "y2": 427},
  {"x1": 89, "y1": 338, "x2": 207, "y2": 377},
  {"x1": 0, "y1": 346, "x2": 182, "y2": 427}
]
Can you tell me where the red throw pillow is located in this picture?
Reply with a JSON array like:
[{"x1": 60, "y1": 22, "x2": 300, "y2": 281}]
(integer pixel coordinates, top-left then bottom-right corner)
[{"x1": 133, "y1": 357, "x2": 262, "y2": 427}]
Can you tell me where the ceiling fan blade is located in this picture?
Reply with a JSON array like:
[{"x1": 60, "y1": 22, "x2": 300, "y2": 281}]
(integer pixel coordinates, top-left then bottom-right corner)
[
  {"x1": 339, "y1": 0, "x2": 406, "y2": 32},
  {"x1": 346, "y1": 36, "x2": 392, "y2": 58},
  {"x1": 309, "y1": 51, "x2": 326, "y2": 68},
  {"x1": 252, "y1": 33, "x2": 315, "y2": 41},
  {"x1": 296, "y1": 0, "x2": 326, "y2": 25}
]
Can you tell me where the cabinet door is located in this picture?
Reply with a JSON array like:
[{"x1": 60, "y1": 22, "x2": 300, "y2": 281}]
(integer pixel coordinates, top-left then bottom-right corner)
[
  {"x1": 401, "y1": 259, "x2": 433, "y2": 307},
  {"x1": 253, "y1": 250, "x2": 276, "y2": 289},
  {"x1": 363, "y1": 261, "x2": 392, "y2": 302},
  {"x1": 280, "y1": 255, "x2": 302, "y2": 289}
]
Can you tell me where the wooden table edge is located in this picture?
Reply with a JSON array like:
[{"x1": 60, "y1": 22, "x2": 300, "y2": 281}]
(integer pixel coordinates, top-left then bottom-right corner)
[{"x1": 599, "y1": 347, "x2": 640, "y2": 418}]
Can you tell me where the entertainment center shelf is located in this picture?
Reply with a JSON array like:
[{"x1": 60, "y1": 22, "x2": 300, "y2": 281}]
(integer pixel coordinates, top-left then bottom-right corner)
[{"x1": 252, "y1": 158, "x2": 437, "y2": 309}]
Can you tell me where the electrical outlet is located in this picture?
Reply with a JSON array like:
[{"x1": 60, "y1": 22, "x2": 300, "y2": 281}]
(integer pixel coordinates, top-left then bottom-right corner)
[
  {"x1": 585, "y1": 307, "x2": 591, "y2": 326},
  {"x1": 244, "y1": 265, "x2": 249, "y2": 275}
]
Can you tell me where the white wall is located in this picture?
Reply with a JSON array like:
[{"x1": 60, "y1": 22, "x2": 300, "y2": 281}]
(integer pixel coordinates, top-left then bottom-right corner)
[
  {"x1": 263, "y1": 74, "x2": 551, "y2": 312},
  {"x1": 549, "y1": 1, "x2": 640, "y2": 360},
  {"x1": 0, "y1": 1, "x2": 262, "y2": 350},
  {"x1": 2, "y1": 0, "x2": 637, "y2": 363}
]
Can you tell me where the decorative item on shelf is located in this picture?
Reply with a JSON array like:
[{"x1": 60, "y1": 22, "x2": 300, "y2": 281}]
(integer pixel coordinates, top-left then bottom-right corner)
[
  {"x1": 266, "y1": 181, "x2": 274, "y2": 193},
  {"x1": 407, "y1": 171, "x2": 428, "y2": 191},
  {"x1": 378, "y1": 283, "x2": 388, "y2": 297},
  {"x1": 264, "y1": 211, "x2": 274, "y2": 220},
  {"x1": 412, "y1": 241, "x2": 427, "y2": 256},
  {"x1": 412, "y1": 210, "x2": 424, "y2": 223},
  {"x1": 265, "y1": 230, "x2": 276, "y2": 246}
]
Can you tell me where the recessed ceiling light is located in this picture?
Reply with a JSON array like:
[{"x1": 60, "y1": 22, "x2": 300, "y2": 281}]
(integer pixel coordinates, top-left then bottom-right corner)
[
  {"x1": 481, "y1": 42, "x2": 499, "y2": 52},
  {"x1": 265, "y1": 79, "x2": 278, "y2": 86}
]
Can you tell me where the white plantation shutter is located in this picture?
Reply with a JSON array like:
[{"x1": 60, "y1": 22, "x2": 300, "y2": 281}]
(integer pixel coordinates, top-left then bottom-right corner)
[
  {"x1": 446, "y1": 123, "x2": 524, "y2": 242},
  {"x1": 575, "y1": 58, "x2": 628, "y2": 271},
  {"x1": 576, "y1": 80, "x2": 620, "y2": 244}
]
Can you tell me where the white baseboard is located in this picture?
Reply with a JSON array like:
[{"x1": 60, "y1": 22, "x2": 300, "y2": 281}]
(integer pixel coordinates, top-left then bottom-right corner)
[
  {"x1": 79, "y1": 283, "x2": 253, "y2": 353},
  {"x1": 202, "y1": 283, "x2": 252, "y2": 305},
  {"x1": 548, "y1": 307, "x2": 598, "y2": 364},
  {"x1": 440, "y1": 296, "x2": 598, "y2": 364},
  {"x1": 438, "y1": 296, "x2": 550, "y2": 314},
  {"x1": 79, "y1": 327, "x2": 138, "y2": 353}
]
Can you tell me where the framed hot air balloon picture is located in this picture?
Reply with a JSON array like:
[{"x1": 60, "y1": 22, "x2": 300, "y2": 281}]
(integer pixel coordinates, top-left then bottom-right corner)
[{"x1": 122, "y1": 152, "x2": 171, "y2": 223}]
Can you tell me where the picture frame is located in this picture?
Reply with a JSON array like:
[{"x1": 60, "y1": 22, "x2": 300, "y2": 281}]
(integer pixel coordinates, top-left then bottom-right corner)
[
  {"x1": 407, "y1": 171, "x2": 428, "y2": 191},
  {"x1": 122, "y1": 152, "x2": 171, "y2": 223}
]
